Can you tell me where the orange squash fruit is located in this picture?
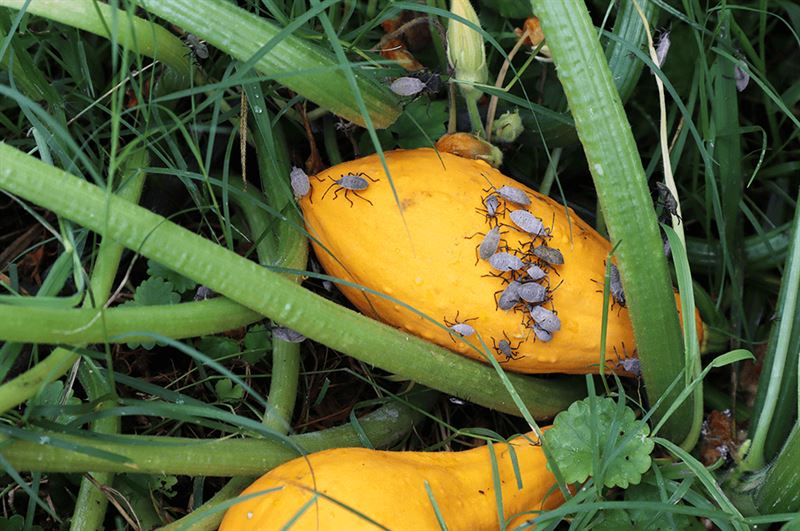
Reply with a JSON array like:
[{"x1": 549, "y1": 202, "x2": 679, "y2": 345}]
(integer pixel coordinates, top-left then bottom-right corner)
[
  {"x1": 300, "y1": 148, "x2": 702, "y2": 374},
  {"x1": 219, "y1": 431, "x2": 562, "y2": 530}
]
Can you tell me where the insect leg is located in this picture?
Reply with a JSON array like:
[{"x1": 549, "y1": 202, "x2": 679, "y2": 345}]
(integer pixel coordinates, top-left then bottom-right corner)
[
  {"x1": 351, "y1": 191, "x2": 374, "y2": 206},
  {"x1": 320, "y1": 180, "x2": 338, "y2": 201}
]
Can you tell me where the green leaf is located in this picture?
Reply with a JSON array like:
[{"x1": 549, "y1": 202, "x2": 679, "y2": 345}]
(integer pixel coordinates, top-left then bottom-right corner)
[
  {"x1": 544, "y1": 396, "x2": 654, "y2": 488},
  {"x1": 147, "y1": 259, "x2": 197, "y2": 294},
  {"x1": 153, "y1": 474, "x2": 179, "y2": 498},
  {"x1": 360, "y1": 100, "x2": 447, "y2": 151},
  {"x1": 196, "y1": 336, "x2": 241, "y2": 361},
  {"x1": 120, "y1": 277, "x2": 181, "y2": 348},
  {"x1": 214, "y1": 378, "x2": 244, "y2": 403},
  {"x1": 242, "y1": 323, "x2": 271, "y2": 364},
  {"x1": 130, "y1": 277, "x2": 181, "y2": 306}
]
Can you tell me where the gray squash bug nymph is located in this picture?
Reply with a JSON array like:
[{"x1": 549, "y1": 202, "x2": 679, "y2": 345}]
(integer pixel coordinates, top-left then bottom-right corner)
[
  {"x1": 614, "y1": 344, "x2": 640, "y2": 376},
  {"x1": 389, "y1": 76, "x2": 427, "y2": 97},
  {"x1": 654, "y1": 30, "x2": 671, "y2": 69},
  {"x1": 479, "y1": 227, "x2": 503, "y2": 260},
  {"x1": 532, "y1": 245, "x2": 564, "y2": 266},
  {"x1": 465, "y1": 226, "x2": 504, "y2": 265},
  {"x1": 272, "y1": 326, "x2": 306, "y2": 343},
  {"x1": 443, "y1": 312, "x2": 478, "y2": 343},
  {"x1": 493, "y1": 333, "x2": 522, "y2": 362},
  {"x1": 475, "y1": 192, "x2": 504, "y2": 227},
  {"x1": 508, "y1": 210, "x2": 548, "y2": 237},
  {"x1": 517, "y1": 282, "x2": 547, "y2": 304},
  {"x1": 609, "y1": 263, "x2": 626, "y2": 307},
  {"x1": 532, "y1": 324, "x2": 553, "y2": 342},
  {"x1": 734, "y1": 65, "x2": 750, "y2": 92},
  {"x1": 618, "y1": 356, "x2": 641, "y2": 376},
  {"x1": 484, "y1": 194, "x2": 501, "y2": 216},
  {"x1": 483, "y1": 184, "x2": 531, "y2": 207},
  {"x1": 529, "y1": 305, "x2": 561, "y2": 333},
  {"x1": 450, "y1": 323, "x2": 476, "y2": 337},
  {"x1": 655, "y1": 182, "x2": 681, "y2": 223},
  {"x1": 290, "y1": 166, "x2": 311, "y2": 200},
  {"x1": 194, "y1": 286, "x2": 216, "y2": 301},
  {"x1": 184, "y1": 34, "x2": 209, "y2": 61},
  {"x1": 318, "y1": 172, "x2": 379, "y2": 207},
  {"x1": 497, "y1": 185, "x2": 531, "y2": 206},
  {"x1": 495, "y1": 280, "x2": 521, "y2": 310},
  {"x1": 488, "y1": 252, "x2": 525, "y2": 272},
  {"x1": 526, "y1": 264, "x2": 548, "y2": 281}
]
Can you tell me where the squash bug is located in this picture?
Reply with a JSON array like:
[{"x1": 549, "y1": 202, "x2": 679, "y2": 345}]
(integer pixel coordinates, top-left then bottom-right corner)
[
  {"x1": 529, "y1": 305, "x2": 561, "y2": 333},
  {"x1": 194, "y1": 286, "x2": 215, "y2": 301},
  {"x1": 614, "y1": 344, "x2": 640, "y2": 376},
  {"x1": 609, "y1": 263, "x2": 625, "y2": 307},
  {"x1": 318, "y1": 172, "x2": 379, "y2": 207},
  {"x1": 495, "y1": 280, "x2": 521, "y2": 310},
  {"x1": 272, "y1": 326, "x2": 306, "y2": 343},
  {"x1": 654, "y1": 30, "x2": 670, "y2": 69},
  {"x1": 465, "y1": 226, "x2": 505, "y2": 265},
  {"x1": 654, "y1": 182, "x2": 681, "y2": 223},
  {"x1": 497, "y1": 185, "x2": 531, "y2": 206},
  {"x1": 483, "y1": 183, "x2": 531, "y2": 207},
  {"x1": 531, "y1": 245, "x2": 564, "y2": 266},
  {"x1": 475, "y1": 192, "x2": 504, "y2": 227},
  {"x1": 290, "y1": 166, "x2": 311, "y2": 200},
  {"x1": 488, "y1": 252, "x2": 525, "y2": 272},
  {"x1": 493, "y1": 333, "x2": 523, "y2": 362},
  {"x1": 734, "y1": 65, "x2": 750, "y2": 92},
  {"x1": 184, "y1": 34, "x2": 209, "y2": 61},
  {"x1": 389, "y1": 76, "x2": 427, "y2": 97},
  {"x1": 531, "y1": 324, "x2": 552, "y2": 342},
  {"x1": 443, "y1": 311, "x2": 478, "y2": 343},
  {"x1": 517, "y1": 281, "x2": 547, "y2": 304},
  {"x1": 508, "y1": 210, "x2": 548, "y2": 237},
  {"x1": 526, "y1": 264, "x2": 548, "y2": 281}
]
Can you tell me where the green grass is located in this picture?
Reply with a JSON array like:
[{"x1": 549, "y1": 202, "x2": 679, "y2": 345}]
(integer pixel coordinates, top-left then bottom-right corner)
[{"x1": 0, "y1": 0, "x2": 799, "y2": 528}]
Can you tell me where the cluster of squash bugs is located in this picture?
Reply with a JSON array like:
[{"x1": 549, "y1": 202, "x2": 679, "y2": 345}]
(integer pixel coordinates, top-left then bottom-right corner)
[{"x1": 458, "y1": 178, "x2": 567, "y2": 362}]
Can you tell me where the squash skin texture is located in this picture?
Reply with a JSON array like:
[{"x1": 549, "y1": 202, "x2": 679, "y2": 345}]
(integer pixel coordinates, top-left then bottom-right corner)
[
  {"x1": 301, "y1": 148, "x2": 700, "y2": 374},
  {"x1": 219, "y1": 433, "x2": 562, "y2": 530}
]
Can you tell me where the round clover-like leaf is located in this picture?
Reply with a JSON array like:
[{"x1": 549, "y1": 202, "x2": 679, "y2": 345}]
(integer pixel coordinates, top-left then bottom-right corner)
[{"x1": 543, "y1": 396, "x2": 654, "y2": 488}]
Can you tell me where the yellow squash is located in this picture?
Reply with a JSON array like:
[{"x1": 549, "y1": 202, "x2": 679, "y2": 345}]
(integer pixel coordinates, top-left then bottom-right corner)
[
  {"x1": 219, "y1": 432, "x2": 562, "y2": 530},
  {"x1": 300, "y1": 148, "x2": 699, "y2": 374}
]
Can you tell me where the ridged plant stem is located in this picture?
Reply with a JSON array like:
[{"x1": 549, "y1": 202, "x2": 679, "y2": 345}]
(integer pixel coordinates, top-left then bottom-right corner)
[{"x1": 0, "y1": 390, "x2": 439, "y2": 476}]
